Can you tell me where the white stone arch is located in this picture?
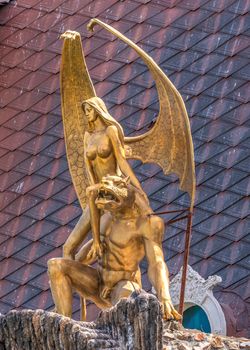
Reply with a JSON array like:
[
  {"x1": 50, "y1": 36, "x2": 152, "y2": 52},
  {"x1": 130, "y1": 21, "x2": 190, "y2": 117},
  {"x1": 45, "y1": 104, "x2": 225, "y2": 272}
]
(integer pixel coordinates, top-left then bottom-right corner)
[{"x1": 169, "y1": 265, "x2": 227, "y2": 335}]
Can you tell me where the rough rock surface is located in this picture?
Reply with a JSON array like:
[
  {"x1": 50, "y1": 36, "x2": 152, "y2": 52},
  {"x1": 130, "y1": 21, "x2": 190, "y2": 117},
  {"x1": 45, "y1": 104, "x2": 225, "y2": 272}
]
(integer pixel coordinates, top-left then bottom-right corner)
[{"x1": 0, "y1": 291, "x2": 249, "y2": 350}]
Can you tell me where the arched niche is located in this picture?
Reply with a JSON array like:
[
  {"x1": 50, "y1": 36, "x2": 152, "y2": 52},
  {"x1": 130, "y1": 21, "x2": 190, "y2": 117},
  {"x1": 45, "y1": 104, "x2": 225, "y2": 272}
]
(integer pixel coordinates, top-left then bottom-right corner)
[{"x1": 170, "y1": 265, "x2": 227, "y2": 335}]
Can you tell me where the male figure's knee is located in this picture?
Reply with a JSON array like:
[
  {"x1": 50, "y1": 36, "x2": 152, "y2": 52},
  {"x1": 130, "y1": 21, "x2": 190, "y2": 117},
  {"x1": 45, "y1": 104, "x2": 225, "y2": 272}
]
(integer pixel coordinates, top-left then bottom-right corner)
[{"x1": 47, "y1": 258, "x2": 63, "y2": 276}]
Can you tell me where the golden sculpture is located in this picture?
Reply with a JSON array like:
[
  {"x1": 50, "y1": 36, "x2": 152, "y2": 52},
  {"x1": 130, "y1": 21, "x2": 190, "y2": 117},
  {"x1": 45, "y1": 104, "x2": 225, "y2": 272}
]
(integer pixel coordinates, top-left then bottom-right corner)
[{"x1": 48, "y1": 18, "x2": 195, "y2": 321}]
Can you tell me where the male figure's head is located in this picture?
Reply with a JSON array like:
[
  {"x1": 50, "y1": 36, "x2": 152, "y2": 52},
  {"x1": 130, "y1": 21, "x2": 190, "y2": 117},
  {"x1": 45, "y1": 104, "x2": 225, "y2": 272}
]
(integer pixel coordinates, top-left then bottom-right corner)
[{"x1": 95, "y1": 175, "x2": 135, "y2": 212}]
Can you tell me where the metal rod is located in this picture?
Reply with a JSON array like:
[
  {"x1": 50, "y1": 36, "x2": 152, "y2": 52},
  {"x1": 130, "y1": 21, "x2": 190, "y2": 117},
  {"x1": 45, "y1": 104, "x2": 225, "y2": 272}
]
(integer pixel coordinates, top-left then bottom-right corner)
[
  {"x1": 166, "y1": 215, "x2": 189, "y2": 225},
  {"x1": 178, "y1": 211, "x2": 193, "y2": 317}
]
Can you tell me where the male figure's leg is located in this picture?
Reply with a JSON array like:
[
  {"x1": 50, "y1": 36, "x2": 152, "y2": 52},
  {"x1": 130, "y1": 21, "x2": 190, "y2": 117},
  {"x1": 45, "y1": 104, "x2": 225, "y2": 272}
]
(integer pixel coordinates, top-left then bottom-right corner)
[{"x1": 48, "y1": 258, "x2": 110, "y2": 317}]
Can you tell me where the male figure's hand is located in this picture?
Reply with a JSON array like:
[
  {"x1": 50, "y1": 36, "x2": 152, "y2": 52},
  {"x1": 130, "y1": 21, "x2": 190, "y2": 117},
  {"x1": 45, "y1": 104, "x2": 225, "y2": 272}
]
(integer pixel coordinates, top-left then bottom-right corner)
[{"x1": 162, "y1": 298, "x2": 182, "y2": 320}]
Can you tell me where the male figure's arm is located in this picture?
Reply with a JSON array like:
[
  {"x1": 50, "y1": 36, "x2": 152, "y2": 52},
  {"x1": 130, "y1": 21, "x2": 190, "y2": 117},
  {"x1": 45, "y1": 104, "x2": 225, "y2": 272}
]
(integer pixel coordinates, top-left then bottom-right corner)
[{"x1": 143, "y1": 215, "x2": 181, "y2": 320}]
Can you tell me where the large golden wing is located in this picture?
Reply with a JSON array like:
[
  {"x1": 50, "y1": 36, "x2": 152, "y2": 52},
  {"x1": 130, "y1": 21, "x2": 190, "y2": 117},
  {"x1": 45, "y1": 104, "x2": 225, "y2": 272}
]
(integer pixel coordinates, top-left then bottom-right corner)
[
  {"x1": 88, "y1": 19, "x2": 196, "y2": 210},
  {"x1": 60, "y1": 31, "x2": 96, "y2": 209}
]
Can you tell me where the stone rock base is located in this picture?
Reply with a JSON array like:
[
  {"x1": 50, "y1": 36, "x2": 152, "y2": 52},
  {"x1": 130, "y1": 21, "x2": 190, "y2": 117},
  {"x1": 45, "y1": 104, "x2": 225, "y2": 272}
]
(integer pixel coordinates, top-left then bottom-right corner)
[{"x1": 0, "y1": 290, "x2": 249, "y2": 350}]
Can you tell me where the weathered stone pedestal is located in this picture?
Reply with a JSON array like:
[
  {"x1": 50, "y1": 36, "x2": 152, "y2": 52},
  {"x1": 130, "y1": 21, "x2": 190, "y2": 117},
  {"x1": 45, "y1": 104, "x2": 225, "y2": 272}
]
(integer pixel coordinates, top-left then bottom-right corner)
[{"x1": 0, "y1": 291, "x2": 249, "y2": 350}]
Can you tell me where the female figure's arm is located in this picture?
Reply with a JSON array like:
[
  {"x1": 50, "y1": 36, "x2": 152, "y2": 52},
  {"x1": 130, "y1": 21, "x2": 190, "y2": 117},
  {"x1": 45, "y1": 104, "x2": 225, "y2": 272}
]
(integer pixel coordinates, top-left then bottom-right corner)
[
  {"x1": 107, "y1": 125, "x2": 144, "y2": 192},
  {"x1": 84, "y1": 132, "x2": 96, "y2": 185}
]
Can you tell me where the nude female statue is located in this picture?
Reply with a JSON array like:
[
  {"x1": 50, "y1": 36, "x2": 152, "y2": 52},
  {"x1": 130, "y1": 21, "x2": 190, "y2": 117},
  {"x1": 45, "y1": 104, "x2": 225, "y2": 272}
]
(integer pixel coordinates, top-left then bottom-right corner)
[{"x1": 81, "y1": 97, "x2": 151, "y2": 260}]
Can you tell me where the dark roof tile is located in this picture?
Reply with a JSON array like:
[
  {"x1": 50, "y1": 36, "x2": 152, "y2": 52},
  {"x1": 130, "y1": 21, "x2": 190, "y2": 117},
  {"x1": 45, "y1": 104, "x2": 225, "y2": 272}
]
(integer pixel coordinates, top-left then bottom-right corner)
[
  {"x1": 215, "y1": 125, "x2": 250, "y2": 146},
  {"x1": 19, "y1": 134, "x2": 58, "y2": 155},
  {"x1": 0, "y1": 26, "x2": 18, "y2": 41},
  {"x1": 209, "y1": 146, "x2": 248, "y2": 168},
  {"x1": 168, "y1": 30, "x2": 209, "y2": 51},
  {"x1": 30, "y1": 178, "x2": 68, "y2": 200},
  {"x1": 0, "y1": 87, "x2": 23, "y2": 107},
  {"x1": 52, "y1": 185, "x2": 77, "y2": 204},
  {"x1": 16, "y1": 71, "x2": 51, "y2": 91},
  {"x1": 228, "y1": 0, "x2": 250, "y2": 15},
  {"x1": 20, "y1": 220, "x2": 58, "y2": 242},
  {"x1": 0, "y1": 236, "x2": 30, "y2": 258},
  {"x1": 0, "y1": 280, "x2": 18, "y2": 298},
  {"x1": 90, "y1": 61, "x2": 123, "y2": 81},
  {"x1": 224, "y1": 198, "x2": 249, "y2": 219},
  {"x1": 0, "y1": 213, "x2": 15, "y2": 228},
  {"x1": 124, "y1": 109, "x2": 158, "y2": 130},
  {"x1": 41, "y1": 226, "x2": 71, "y2": 247},
  {"x1": 221, "y1": 103, "x2": 249, "y2": 126},
  {"x1": 62, "y1": 0, "x2": 93, "y2": 15},
  {"x1": 3, "y1": 28, "x2": 39, "y2": 48},
  {"x1": 141, "y1": 27, "x2": 183, "y2": 48},
  {"x1": 203, "y1": 0, "x2": 235, "y2": 13},
  {"x1": 234, "y1": 63, "x2": 250, "y2": 80},
  {"x1": 0, "y1": 150, "x2": 30, "y2": 172},
  {"x1": 215, "y1": 35, "x2": 249, "y2": 56},
  {"x1": 22, "y1": 290, "x2": 53, "y2": 310},
  {"x1": 191, "y1": 235, "x2": 232, "y2": 259},
  {"x1": 213, "y1": 241, "x2": 250, "y2": 265},
  {"x1": 0, "y1": 45, "x2": 13, "y2": 60},
  {"x1": 229, "y1": 82, "x2": 250, "y2": 103},
  {"x1": 80, "y1": 0, "x2": 117, "y2": 17},
  {"x1": 194, "y1": 120, "x2": 233, "y2": 142},
  {"x1": 1, "y1": 284, "x2": 41, "y2": 307},
  {"x1": 0, "y1": 215, "x2": 34, "y2": 237},
  {"x1": 172, "y1": 9, "x2": 212, "y2": 30},
  {"x1": 7, "y1": 263, "x2": 45, "y2": 285},
  {"x1": 164, "y1": 50, "x2": 204, "y2": 71},
  {"x1": 14, "y1": 154, "x2": 52, "y2": 175},
  {"x1": 19, "y1": 51, "x2": 56, "y2": 71},
  {"x1": 148, "y1": 7, "x2": 188, "y2": 27},
  {"x1": 205, "y1": 168, "x2": 247, "y2": 191},
  {"x1": 5, "y1": 194, "x2": 42, "y2": 216},
  {"x1": 192, "y1": 257, "x2": 227, "y2": 279},
  {"x1": 218, "y1": 219, "x2": 250, "y2": 242},
  {"x1": 234, "y1": 156, "x2": 250, "y2": 172},
  {"x1": 186, "y1": 95, "x2": 216, "y2": 117},
  {"x1": 34, "y1": 0, "x2": 66, "y2": 12},
  {"x1": 48, "y1": 205, "x2": 81, "y2": 226},
  {"x1": 25, "y1": 198, "x2": 65, "y2": 220},
  {"x1": 0, "y1": 170, "x2": 24, "y2": 192},
  {"x1": 10, "y1": 90, "x2": 47, "y2": 111},
  {"x1": 0, "y1": 126, "x2": 13, "y2": 141},
  {"x1": 0, "y1": 5, "x2": 24, "y2": 25},
  {"x1": 9, "y1": 174, "x2": 47, "y2": 195},
  {"x1": 0, "y1": 107, "x2": 19, "y2": 124},
  {"x1": 36, "y1": 158, "x2": 68, "y2": 179},
  {"x1": 0, "y1": 257, "x2": 25, "y2": 279},
  {"x1": 30, "y1": 11, "x2": 66, "y2": 32},
  {"x1": 37, "y1": 73, "x2": 60, "y2": 94},
  {"x1": 194, "y1": 213, "x2": 237, "y2": 236},
  {"x1": 28, "y1": 271, "x2": 50, "y2": 291},
  {"x1": 103, "y1": 1, "x2": 140, "y2": 21},
  {"x1": 230, "y1": 177, "x2": 250, "y2": 196},
  {"x1": 1, "y1": 130, "x2": 35, "y2": 151},
  {"x1": 205, "y1": 77, "x2": 245, "y2": 98},
  {"x1": 182, "y1": 74, "x2": 220, "y2": 96},
  {"x1": 13, "y1": 241, "x2": 54, "y2": 264},
  {"x1": 8, "y1": 8, "x2": 43, "y2": 29},
  {"x1": 194, "y1": 32, "x2": 232, "y2": 54},
  {"x1": 199, "y1": 191, "x2": 242, "y2": 214},
  {"x1": 1, "y1": 47, "x2": 34, "y2": 67},
  {"x1": 95, "y1": 81, "x2": 119, "y2": 99},
  {"x1": 196, "y1": 163, "x2": 223, "y2": 185},
  {"x1": 124, "y1": 3, "x2": 163, "y2": 23},
  {"x1": 35, "y1": 247, "x2": 62, "y2": 268},
  {"x1": 0, "y1": 191, "x2": 19, "y2": 211},
  {"x1": 0, "y1": 68, "x2": 30, "y2": 88},
  {"x1": 52, "y1": 14, "x2": 87, "y2": 34},
  {"x1": 187, "y1": 53, "x2": 225, "y2": 74},
  {"x1": 196, "y1": 141, "x2": 229, "y2": 164},
  {"x1": 24, "y1": 114, "x2": 60, "y2": 135},
  {"x1": 17, "y1": 0, "x2": 41, "y2": 8},
  {"x1": 222, "y1": 14, "x2": 250, "y2": 35},
  {"x1": 196, "y1": 11, "x2": 237, "y2": 33},
  {"x1": 31, "y1": 93, "x2": 60, "y2": 114},
  {"x1": 199, "y1": 98, "x2": 241, "y2": 119},
  {"x1": 25, "y1": 31, "x2": 58, "y2": 52}
]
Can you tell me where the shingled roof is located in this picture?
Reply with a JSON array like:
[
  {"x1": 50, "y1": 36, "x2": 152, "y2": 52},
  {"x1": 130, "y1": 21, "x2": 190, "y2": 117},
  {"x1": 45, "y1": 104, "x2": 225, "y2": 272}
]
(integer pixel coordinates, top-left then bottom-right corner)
[{"x1": 0, "y1": 0, "x2": 249, "y2": 338}]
